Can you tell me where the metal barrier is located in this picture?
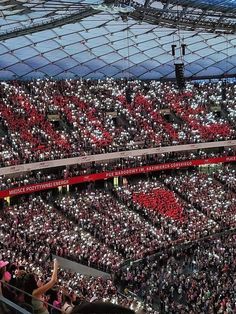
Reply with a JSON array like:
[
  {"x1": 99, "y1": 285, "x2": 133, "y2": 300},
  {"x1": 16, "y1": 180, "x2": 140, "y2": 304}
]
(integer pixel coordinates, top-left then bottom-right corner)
[
  {"x1": 123, "y1": 227, "x2": 236, "y2": 269},
  {"x1": 0, "y1": 295, "x2": 31, "y2": 314},
  {"x1": 0, "y1": 139, "x2": 235, "y2": 176},
  {"x1": 0, "y1": 281, "x2": 63, "y2": 314}
]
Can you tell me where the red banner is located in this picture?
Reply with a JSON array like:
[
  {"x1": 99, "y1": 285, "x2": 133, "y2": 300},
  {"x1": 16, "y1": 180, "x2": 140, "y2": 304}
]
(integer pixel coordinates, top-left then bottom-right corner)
[{"x1": 0, "y1": 155, "x2": 235, "y2": 199}]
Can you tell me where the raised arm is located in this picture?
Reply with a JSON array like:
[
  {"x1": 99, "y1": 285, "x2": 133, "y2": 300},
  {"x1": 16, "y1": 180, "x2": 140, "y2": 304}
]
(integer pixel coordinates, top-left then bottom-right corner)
[{"x1": 32, "y1": 259, "x2": 59, "y2": 298}]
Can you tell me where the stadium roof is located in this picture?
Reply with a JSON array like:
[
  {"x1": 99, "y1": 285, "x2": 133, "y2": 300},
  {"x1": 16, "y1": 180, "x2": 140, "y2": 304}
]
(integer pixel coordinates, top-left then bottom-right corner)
[{"x1": 0, "y1": 0, "x2": 236, "y2": 80}]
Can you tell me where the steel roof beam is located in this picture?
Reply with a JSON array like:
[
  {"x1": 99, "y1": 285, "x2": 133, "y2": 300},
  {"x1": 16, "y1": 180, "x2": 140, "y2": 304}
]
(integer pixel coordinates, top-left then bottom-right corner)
[
  {"x1": 0, "y1": 8, "x2": 99, "y2": 41},
  {"x1": 165, "y1": 0, "x2": 236, "y2": 14},
  {"x1": 129, "y1": 4, "x2": 236, "y2": 33}
]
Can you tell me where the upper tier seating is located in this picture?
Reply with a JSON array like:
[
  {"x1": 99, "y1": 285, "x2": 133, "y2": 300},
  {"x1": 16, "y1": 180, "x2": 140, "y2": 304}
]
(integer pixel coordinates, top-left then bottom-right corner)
[{"x1": 0, "y1": 79, "x2": 235, "y2": 166}]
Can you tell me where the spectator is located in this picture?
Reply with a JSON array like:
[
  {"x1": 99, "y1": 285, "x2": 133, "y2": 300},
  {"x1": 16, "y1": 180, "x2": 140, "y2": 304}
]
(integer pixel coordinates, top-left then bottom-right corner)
[
  {"x1": 71, "y1": 301, "x2": 136, "y2": 314},
  {"x1": 23, "y1": 258, "x2": 59, "y2": 314},
  {"x1": 61, "y1": 294, "x2": 75, "y2": 313},
  {"x1": 0, "y1": 260, "x2": 11, "y2": 295}
]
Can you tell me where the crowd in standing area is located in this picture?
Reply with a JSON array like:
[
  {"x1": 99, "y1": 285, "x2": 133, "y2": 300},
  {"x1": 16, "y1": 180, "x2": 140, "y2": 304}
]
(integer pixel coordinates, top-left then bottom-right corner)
[{"x1": 119, "y1": 232, "x2": 236, "y2": 313}]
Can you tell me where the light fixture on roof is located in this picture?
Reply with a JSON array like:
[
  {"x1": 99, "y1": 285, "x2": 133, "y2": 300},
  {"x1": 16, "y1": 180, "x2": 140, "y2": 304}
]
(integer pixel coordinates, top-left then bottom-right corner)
[
  {"x1": 172, "y1": 6, "x2": 187, "y2": 91},
  {"x1": 175, "y1": 63, "x2": 185, "y2": 90},
  {"x1": 222, "y1": 34, "x2": 230, "y2": 101}
]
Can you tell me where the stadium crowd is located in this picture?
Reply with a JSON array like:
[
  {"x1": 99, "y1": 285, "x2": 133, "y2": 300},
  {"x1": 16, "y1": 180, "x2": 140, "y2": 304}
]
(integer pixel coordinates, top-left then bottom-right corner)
[
  {"x1": 0, "y1": 193, "x2": 158, "y2": 313},
  {"x1": 55, "y1": 190, "x2": 160, "y2": 260},
  {"x1": 0, "y1": 79, "x2": 235, "y2": 167},
  {"x1": 115, "y1": 179, "x2": 220, "y2": 246},
  {"x1": 223, "y1": 83, "x2": 236, "y2": 124},
  {"x1": 0, "y1": 166, "x2": 235, "y2": 313},
  {"x1": 0, "y1": 196, "x2": 123, "y2": 272},
  {"x1": 0, "y1": 250, "x2": 147, "y2": 313},
  {"x1": 0, "y1": 77, "x2": 235, "y2": 313},
  {"x1": 163, "y1": 170, "x2": 236, "y2": 227},
  {"x1": 0, "y1": 148, "x2": 234, "y2": 191},
  {"x1": 214, "y1": 166, "x2": 236, "y2": 192},
  {"x1": 119, "y1": 232, "x2": 236, "y2": 313}
]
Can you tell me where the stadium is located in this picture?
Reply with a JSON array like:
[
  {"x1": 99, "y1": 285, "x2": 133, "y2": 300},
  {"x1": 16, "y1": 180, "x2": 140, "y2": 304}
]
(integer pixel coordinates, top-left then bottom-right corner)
[{"x1": 0, "y1": 0, "x2": 235, "y2": 313}]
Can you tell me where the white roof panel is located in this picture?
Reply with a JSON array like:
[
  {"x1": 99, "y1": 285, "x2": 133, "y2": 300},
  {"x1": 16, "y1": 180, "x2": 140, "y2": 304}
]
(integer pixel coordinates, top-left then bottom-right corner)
[{"x1": 0, "y1": 1, "x2": 235, "y2": 80}]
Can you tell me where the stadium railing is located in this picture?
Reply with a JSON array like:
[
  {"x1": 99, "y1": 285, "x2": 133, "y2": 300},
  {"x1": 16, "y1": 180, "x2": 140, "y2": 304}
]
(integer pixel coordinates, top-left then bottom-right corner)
[{"x1": 0, "y1": 280, "x2": 63, "y2": 314}]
